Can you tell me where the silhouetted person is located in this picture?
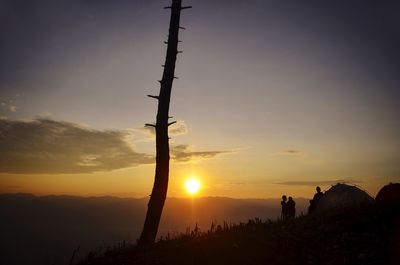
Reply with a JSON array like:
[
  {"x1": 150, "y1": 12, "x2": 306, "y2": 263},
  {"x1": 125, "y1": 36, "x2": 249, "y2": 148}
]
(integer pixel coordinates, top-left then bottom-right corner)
[
  {"x1": 287, "y1": 197, "x2": 296, "y2": 219},
  {"x1": 308, "y1": 199, "x2": 314, "y2": 214},
  {"x1": 314, "y1": 186, "x2": 323, "y2": 203},
  {"x1": 308, "y1": 186, "x2": 324, "y2": 214},
  {"x1": 281, "y1": 195, "x2": 287, "y2": 220}
]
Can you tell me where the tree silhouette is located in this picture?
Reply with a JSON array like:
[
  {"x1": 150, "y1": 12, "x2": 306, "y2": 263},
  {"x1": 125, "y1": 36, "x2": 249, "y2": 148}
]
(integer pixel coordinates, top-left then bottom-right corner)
[{"x1": 138, "y1": 0, "x2": 191, "y2": 247}]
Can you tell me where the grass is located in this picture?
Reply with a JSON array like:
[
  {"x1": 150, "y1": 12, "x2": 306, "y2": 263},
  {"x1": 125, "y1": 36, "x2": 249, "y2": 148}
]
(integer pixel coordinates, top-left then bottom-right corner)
[{"x1": 78, "y1": 203, "x2": 399, "y2": 265}]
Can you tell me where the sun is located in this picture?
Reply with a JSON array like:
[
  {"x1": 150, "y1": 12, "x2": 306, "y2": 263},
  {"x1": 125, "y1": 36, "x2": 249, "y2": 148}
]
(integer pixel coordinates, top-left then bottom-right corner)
[{"x1": 185, "y1": 178, "x2": 201, "y2": 195}]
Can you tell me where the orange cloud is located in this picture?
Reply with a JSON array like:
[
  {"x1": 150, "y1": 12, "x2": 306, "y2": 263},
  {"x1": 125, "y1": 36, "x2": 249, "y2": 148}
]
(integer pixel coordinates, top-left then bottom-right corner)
[{"x1": 0, "y1": 119, "x2": 154, "y2": 174}]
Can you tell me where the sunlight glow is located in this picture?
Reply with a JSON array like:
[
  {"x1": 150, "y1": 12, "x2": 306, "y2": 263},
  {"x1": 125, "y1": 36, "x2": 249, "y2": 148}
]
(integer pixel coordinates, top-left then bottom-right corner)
[{"x1": 185, "y1": 178, "x2": 201, "y2": 195}]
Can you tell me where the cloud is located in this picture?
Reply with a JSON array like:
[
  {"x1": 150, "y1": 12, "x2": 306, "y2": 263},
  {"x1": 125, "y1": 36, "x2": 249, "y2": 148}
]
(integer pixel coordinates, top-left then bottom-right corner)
[
  {"x1": 5, "y1": 185, "x2": 20, "y2": 189},
  {"x1": 0, "y1": 96, "x2": 19, "y2": 117},
  {"x1": 229, "y1": 182, "x2": 247, "y2": 186},
  {"x1": 0, "y1": 119, "x2": 230, "y2": 173},
  {"x1": 274, "y1": 179, "x2": 363, "y2": 187},
  {"x1": 171, "y1": 144, "x2": 229, "y2": 162},
  {"x1": 9, "y1": 105, "x2": 17, "y2": 112},
  {"x1": 0, "y1": 119, "x2": 154, "y2": 174},
  {"x1": 280, "y1": 150, "x2": 303, "y2": 156},
  {"x1": 169, "y1": 121, "x2": 189, "y2": 136}
]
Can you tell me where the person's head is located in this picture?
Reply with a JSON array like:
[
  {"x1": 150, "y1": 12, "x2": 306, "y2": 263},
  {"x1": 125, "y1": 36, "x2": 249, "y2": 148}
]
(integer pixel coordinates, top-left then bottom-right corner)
[
  {"x1": 288, "y1": 196, "x2": 293, "y2": 201},
  {"x1": 316, "y1": 186, "x2": 321, "y2": 192},
  {"x1": 282, "y1": 195, "x2": 287, "y2": 201}
]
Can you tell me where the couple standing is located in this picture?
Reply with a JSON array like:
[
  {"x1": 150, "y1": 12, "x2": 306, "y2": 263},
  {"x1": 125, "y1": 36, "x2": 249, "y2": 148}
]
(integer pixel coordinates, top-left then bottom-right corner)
[{"x1": 281, "y1": 195, "x2": 296, "y2": 220}]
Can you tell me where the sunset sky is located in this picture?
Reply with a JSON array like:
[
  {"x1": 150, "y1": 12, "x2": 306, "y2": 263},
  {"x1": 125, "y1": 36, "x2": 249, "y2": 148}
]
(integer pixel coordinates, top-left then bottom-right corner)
[{"x1": 1, "y1": 0, "x2": 399, "y2": 198}]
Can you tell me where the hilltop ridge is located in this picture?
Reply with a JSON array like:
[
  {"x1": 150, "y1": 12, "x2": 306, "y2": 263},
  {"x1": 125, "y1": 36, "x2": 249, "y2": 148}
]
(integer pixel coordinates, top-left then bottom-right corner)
[{"x1": 80, "y1": 203, "x2": 400, "y2": 265}]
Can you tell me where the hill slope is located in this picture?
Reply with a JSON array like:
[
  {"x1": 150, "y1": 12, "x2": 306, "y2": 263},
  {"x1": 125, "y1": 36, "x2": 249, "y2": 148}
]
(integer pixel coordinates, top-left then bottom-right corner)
[{"x1": 79, "y1": 204, "x2": 400, "y2": 265}]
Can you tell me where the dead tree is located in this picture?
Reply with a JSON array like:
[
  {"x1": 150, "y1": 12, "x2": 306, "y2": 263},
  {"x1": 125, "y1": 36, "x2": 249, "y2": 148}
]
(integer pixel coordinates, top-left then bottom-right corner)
[{"x1": 138, "y1": 0, "x2": 191, "y2": 247}]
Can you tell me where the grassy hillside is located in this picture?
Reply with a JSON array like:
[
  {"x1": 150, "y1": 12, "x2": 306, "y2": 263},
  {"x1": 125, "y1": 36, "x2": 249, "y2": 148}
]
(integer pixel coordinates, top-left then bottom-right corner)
[{"x1": 79, "y1": 204, "x2": 400, "y2": 265}]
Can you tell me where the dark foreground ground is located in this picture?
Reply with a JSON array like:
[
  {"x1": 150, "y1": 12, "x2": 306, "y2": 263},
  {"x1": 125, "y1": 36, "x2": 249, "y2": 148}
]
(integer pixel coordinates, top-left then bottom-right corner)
[{"x1": 79, "y1": 204, "x2": 400, "y2": 265}]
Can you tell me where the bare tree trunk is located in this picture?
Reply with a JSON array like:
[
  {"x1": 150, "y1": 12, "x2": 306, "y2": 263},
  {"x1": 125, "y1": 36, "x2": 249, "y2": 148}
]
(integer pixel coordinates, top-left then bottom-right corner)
[{"x1": 138, "y1": 0, "x2": 191, "y2": 248}]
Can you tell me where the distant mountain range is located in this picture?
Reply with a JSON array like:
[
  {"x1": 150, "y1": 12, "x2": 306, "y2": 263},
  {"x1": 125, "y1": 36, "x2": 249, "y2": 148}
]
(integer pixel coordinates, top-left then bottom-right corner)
[{"x1": 0, "y1": 194, "x2": 308, "y2": 265}]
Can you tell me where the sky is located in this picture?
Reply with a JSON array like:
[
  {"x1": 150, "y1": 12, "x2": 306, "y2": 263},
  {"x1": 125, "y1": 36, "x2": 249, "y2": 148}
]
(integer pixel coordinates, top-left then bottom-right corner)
[{"x1": 0, "y1": 0, "x2": 399, "y2": 198}]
